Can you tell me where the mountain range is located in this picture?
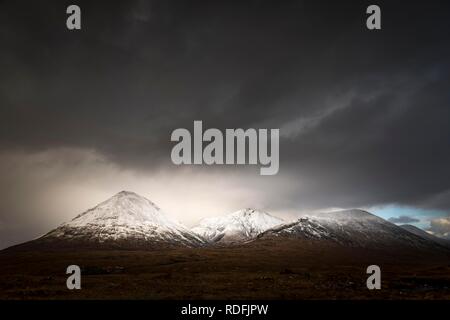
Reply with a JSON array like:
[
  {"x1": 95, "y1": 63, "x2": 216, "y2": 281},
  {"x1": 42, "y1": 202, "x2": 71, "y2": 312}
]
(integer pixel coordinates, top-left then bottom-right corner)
[{"x1": 5, "y1": 191, "x2": 450, "y2": 253}]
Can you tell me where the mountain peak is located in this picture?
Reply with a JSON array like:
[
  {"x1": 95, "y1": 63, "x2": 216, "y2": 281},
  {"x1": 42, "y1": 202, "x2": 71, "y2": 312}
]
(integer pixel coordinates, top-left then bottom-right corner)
[
  {"x1": 103, "y1": 190, "x2": 161, "y2": 210},
  {"x1": 192, "y1": 209, "x2": 285, "y2": 244},
  {"x1": 115, "y1": 190, "x2": 139, "y2": 197},
  {"x1": 70, "y1": 190, "x2": 162, "y2": 224},
  {"x1": 39, "y1": 191, "x2": 204, "y2": 248},
  {"x1": 234, "y1": 208, "x2": 265, "y2": 217}
]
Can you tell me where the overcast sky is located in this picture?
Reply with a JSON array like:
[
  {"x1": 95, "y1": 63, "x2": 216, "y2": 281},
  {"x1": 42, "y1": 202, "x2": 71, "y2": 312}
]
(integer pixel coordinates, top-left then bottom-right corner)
[{"x1": 1, "y1": 0, "x2": 450, "y2": 249}]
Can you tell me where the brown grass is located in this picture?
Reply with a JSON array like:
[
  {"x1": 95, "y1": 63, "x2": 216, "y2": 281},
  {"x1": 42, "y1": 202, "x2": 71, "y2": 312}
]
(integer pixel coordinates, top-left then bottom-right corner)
[{"x1": 1, "y1": 239, "x2": 449, "y2": 299}]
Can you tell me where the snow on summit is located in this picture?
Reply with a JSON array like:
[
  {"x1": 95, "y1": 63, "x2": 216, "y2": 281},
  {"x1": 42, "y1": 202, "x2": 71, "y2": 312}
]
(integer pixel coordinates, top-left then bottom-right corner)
[
  {"x1": 191, "y1": 208, "x2": 285, "y2": 244},
  {"x1": 41, "y1": 191, "x2": 205, "y2": 248},
  {"x1": 65, "y1": 191, "x2": 179, "y2": 230}
]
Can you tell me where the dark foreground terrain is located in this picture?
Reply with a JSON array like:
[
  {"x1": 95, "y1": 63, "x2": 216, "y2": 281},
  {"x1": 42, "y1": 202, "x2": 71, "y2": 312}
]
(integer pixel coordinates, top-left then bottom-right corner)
[{"x1": 1, "y1": 239, "x2": 450, "y2": 299}]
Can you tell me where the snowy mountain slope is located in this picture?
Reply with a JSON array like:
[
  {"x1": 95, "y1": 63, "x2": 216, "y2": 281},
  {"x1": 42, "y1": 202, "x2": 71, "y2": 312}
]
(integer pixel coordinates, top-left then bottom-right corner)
[
  {"x1": 191, "y1": 208, "x2": 285, "y2": 244},
  {"x1": 39, "y1": 191, "x2": 205, "y2": 248},
  {"x1": 258, "y1": 209, "x2": 448, "y2": 250},
  {"x1": 400, "y1": 224, "x2": 450, "y2": 248}
]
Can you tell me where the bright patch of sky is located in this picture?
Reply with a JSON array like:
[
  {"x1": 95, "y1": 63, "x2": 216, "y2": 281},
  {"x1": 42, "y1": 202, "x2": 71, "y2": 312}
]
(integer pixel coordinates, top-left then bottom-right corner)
[{"x1": 367, "y1": 205, "x2": 446, "y2": 229}]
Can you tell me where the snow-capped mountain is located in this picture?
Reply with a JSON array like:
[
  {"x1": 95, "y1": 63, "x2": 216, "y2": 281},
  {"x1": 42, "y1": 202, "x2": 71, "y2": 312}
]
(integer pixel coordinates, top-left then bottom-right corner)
[
  {"x1": 191, "y1": 208, "x2": 285, "y2": 244},
  {"x1": 258, "y1": 209, "x2": 447, "y2": 250},
  {"x1": 6, "y1": 190, "x2": 448, "y2": 254},
  {"x1": 38, "y1": 191, "x2": 205, "y2": 248}
]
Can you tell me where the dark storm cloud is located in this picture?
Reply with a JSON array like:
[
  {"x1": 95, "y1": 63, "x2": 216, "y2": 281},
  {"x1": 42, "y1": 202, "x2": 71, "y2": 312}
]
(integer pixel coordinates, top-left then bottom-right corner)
[
  {"x1": 1, "y1": 0, "x2": 450, "y2": 215},
  {"x1": 388, "y1": 216, "x2": 420, "y2": 224}
]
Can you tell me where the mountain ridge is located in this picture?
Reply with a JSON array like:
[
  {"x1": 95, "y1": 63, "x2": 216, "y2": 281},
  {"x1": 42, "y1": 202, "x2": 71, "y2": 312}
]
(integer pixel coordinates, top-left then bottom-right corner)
[
  {"x1": 3, "y1": 192, "x2": 449, "y2": 255},
  {"x1": 399, "y1": 224, "x2": 450, "y2": 248},
  {"x1": 257, "y1": 209, "x2": 449, "y2": 252}
]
